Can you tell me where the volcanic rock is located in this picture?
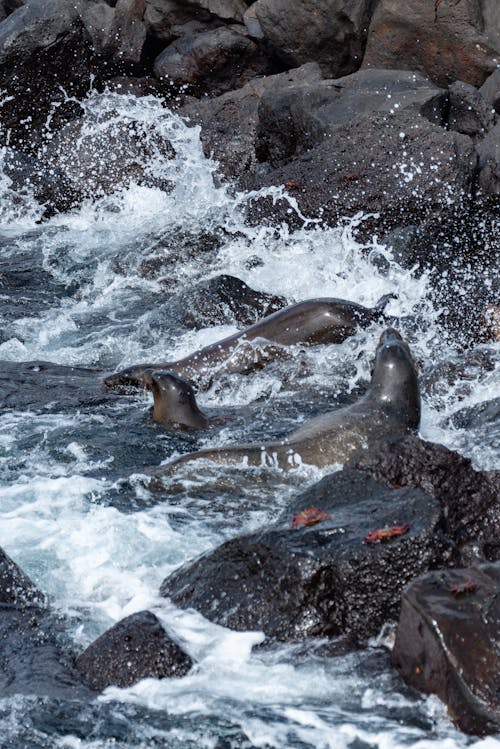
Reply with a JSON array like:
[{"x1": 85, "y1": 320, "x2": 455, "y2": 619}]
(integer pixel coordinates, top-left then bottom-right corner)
[
  {"x1": 154, "y1": 25, "x2": 266, "y2": 96},
  {"x1": 254, "y1": 0, "x2": 375, "y2": 78},
  {"x1": 75, "y1": 610, "x2": 193, "y2": 690},
  {"x1": 363, "y1": 0, "x2": 500, "y2": 87},
  {"x1": 161, "y1": 468, "x2": 448, "y2": 643},
  {"x1": 393, "y1": 564, "x2": 500, "y2": 735},
  {"x1": 350, "y1": 436, "x2": 500, "y2": 560}
]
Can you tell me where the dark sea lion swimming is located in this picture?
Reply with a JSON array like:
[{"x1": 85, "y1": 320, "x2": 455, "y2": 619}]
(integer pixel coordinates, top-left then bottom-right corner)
[
  {"x1": 104, "y1": 294, "x2": 394, "y2": 391},
  {"x1": 148, "y1": 328, "x2": 420, "y2": 474},
  {"x1": 148, "y1": 371, "x2": 212, "y2": 429}
]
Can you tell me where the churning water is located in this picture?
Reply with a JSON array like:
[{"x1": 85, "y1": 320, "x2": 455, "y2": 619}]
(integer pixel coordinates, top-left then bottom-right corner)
[{"x1": 0, "y1": 91, "x2": 498, "y2": 748}]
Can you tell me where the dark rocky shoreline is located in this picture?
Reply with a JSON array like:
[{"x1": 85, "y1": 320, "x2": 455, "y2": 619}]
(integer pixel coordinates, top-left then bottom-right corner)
[{"x1": 0, "y1": 0, "x2": 499, "y2": 738}]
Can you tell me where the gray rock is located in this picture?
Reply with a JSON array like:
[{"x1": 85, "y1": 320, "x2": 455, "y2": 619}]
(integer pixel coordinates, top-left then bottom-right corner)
[
  {"x1": 243, "y1": 2, "x2": 263, "y2": 39},
  {"x1": 393, "y1": 564, "x2": 500, "y2": 735},
  {"x1": 479, "y1": 68, "x2": 500, "y2": 113},
  {"x1": 254, "y1": 0, "x2": 376, "y2": 78},
  {"x1": 180, "y1": 62, "x2": 322, "y2": 177},
  {"x1": 82, "y1": 0, "x2": 147, "y2": 63},
  {"x1": 363, "y1": 0, "x2": 499, "y2": 87},
  {"x1": 477, "y1": 122, "x2": 500, "y2": 194},
  {"x1": 161, "y1": 468, "x2": 448, "y2": 643},
  {"x1": 448, "y1": 80, "x2": 497, "y2": 140},
  {"x1": 75, "y1": 611, "x2": 193, "y2": 691},
  {"x1": 188, "y1": 0, "x2": 247, "y2": 22},
  {"x1": 144, "y1": 0, "x2": 212, "y2": 43},
  {"x1": 154, "y1": 25, "x2": 266, "y2": 96}
]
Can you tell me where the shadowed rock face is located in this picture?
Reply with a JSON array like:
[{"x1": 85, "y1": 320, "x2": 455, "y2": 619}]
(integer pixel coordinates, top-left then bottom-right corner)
[
  {"x1": 161, "y1": 468, "x2": 449, "y2": 644},
  {"x1": 349, "y1": 436, "x2": 500, "y2": 559},
  {"x1": 75, "y1": 611, "x2": 193, "y2": 691},
  {"x1": 393, "y1": 564, "x2": 500, "y2": 736},
  {"x1": 0, "y1": 547, "x2": 91, "y2": 700}
]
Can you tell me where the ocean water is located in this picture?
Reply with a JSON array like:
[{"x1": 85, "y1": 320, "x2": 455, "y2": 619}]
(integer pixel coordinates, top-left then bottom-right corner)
[{"x1": 0, "y1": 90, "x2": 498, "y2": 749}]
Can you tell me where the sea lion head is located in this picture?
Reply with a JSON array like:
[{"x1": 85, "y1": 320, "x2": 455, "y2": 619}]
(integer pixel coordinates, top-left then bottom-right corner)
[
  {"x1": 149, "y1": 371, "x2": 209, "y2": 429},
  {"x1": 369, "y1": 328, "x2": 420, "y2": 429}
]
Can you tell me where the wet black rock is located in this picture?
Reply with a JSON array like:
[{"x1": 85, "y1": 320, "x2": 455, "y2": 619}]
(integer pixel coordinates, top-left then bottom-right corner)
[
  {"x1": 161, "y1": 468, "x2": 448, "y2": 644},
  {"x1": 0, "y1": 547, "x2": 91, "y2": 699},
  {"x1": 0, "y1": 0, "x2": 96, "y2": 149},
  {"x1": 82, "y1": 0, "x2": 147, "y2": 65},
  {"x1": 349, "y1": 436, "x2": 500, "y2": 560},
  {"x1": 479, "y1": 68, "x2": 500, "y2": 114},
  {"x1": 0, "y1": 361, "x2": 115, "y2": 412},
  {"x1": 174, "y1": 275, "x2": 287, "y2": 328},
  {"x1": 393, "y1": 564, "x2": 500, "y2": 736},
  {"x1": 449, "y1": 397, "x2": 500, "y2": 430},
  {"x1": 75, "y1": 610, "x2": 193, "y2": 690},
  {"x1": 477, "y1": 122, "x2": 500, "y2": 195}
]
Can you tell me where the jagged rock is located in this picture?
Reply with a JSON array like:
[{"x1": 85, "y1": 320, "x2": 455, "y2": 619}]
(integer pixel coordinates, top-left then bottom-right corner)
[
  {"x1": 174, "y1": 275, "x2": 287, "y2": 328},
  {"x1": 239, "y1": 69, "x2": 476, "y2": 235},
  {"x1": 255, "y1": 68, "x2": 448, "y2": 164},
  {"x1": 180, "y1": 62, "x2": 322, "y2": 177},
  {"x1": 254, "y1": 0, "x2": 375, "y2": 78},
  {"x1": 144, "y1": 0, "x2": 212, "y2": 44},
  {"x1": 190, "y1": 0, "x2": 247, "y2": 22},
  {"x1": 161, "y1": 468, "x2": 448, "y2": 643},
  {"x1": 363, "y1": 0, "x2": 500, "y2": 87},
  {"x1": 477, "y1": 122, "x2": 500, "y2": 195},
  {"x1": 447, "y1": 80, "x2": 497, "y2": 140},
  {"x1": 349, "y1": 436, "x2": 500, "y2": 560},
  {"x1": 479, "y1": 68, "x2": 500, "y2": 113},
  {"x1": 82, "y1": 0, "x2": 147, "y2": 64},
  {"x1": 0, "y1": 0, "x2": 96, "y2": 148},
  {"x1": 75, "y1": 611, "x2": 193, "y2": 690},
  {"x1": 243, "y1": 2, "x2": 263, "y2": 39},
  {"x1": 393, "y1": 564, "x2": 500, "y2": 735},
  {"x1": 154, "y1": 25, "x2": 266, "y2": 96}
]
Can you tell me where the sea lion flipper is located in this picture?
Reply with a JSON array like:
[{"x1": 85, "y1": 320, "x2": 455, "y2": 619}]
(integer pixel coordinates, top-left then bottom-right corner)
[{"x1": 374, "y1": 293, "x2": 397, "y2": 315}]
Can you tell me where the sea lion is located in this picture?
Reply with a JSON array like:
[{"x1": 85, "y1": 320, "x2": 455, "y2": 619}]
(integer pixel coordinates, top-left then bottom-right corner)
[
  {"x1": 148, "y1": 371, "x2": 212, "y2": 429},
  {"x1": 148, "y1": 327, "x2": 420, "y2": 474},
  {"x1": 104, "y1": 294, "x2": 394, "y2": 391}
]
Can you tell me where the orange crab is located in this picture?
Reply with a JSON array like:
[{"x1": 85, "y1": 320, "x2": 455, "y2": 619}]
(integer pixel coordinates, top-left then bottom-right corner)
[
  {"x1": 364, "y1": 524, "x2": 410, "y2": 544},
  {"x1": 446, "y1": 578, "x2": 477, "y2": 598},
  {"x1": 292, "y1": 508, "x2": 331, "y2": 529}
]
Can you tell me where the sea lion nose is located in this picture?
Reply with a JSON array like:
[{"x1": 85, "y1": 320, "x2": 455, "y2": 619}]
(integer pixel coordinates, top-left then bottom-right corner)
[{"x1": 379, "y1": 327, "x2": 403, "y2": 344}]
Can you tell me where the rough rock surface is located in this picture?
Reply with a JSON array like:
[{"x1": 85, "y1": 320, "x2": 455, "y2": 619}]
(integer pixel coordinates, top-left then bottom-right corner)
[
  {"x1": 393, "y1": 564, "x2": 500, "y2": 735},
  {"x1": 75, "y1": 611, "x2": 193, "y2": 690},
  {"x1": 0, "y1": 547, "x2": 90, "y2": 699},
  {"x1": 154, "y1": 25, "x2": 266, "y2": 96},
  {"x1": 239, "y1": 69, "x2": 476, "y2": 235},
  {"x1": 350, "y1": 436, "x2": 500, "y2": 560},
  {"x1": 180, "y1": 62, "x2": 322, "y2": 177},
  {"x1": 82, "y1": 0, "x2": 147, "y2": 64},
  {"x1": 161, "y1": 468, "x2": 448, "y2": 643},
  {"x1": 254, "y1": 0, "x2": 376, "y2": 78},
  {"x1": 363, "y1": 0, "x2": 500, "y2": 87}
]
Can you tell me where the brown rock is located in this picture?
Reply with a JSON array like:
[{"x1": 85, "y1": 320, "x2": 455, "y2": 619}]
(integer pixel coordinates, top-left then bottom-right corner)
[{"x1": 363, "y1": 0, "x2": 500, "y2": 87}]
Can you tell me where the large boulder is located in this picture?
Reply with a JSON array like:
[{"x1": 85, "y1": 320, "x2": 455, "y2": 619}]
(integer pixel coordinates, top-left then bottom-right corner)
[
  {"x1": 180, "y1": 62, "x2": 323, "y2": 177},
  {"x1": 154, "y1": 25, "x2": 267, "y2": 96},
  {"x1": 0, "y1": 0, "x2": 95, "y2": 148},
  {"x1": 363, "y1": 0, "x2": 500, "y2": 87},
  {"x1": 81, "y1": 0, "x2": 147, "y2": 65},
  {"x1": 350, "y1": 436, "x2": 500, "y2": 561},
  {"x1": 239, "y1": 69, "x2": 476, "y2": 235},
  {"x1": 254, "y1": 0, "x2": 376, "y2": 78},
  {"x1": 161, "y1": 468, "x2": 448, "y2": 644},
  {"x1": 75, "y1": 611, "x2": 193, "y2": 691},
  {"x1": 393, "y1": 564, "x2": 500, "y2": 736},
  {"x1": 0, "y1": 546, "x2": 90, "y2": 699}
]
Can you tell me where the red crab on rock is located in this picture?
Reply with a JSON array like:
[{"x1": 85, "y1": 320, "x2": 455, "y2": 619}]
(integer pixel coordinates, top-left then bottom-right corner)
[
  {"x1": 364, "y1": 524, "x2": 410, "y2": 544},
  {"x1": 292, "y1": 508, "x2": 331, "y2": 529}
]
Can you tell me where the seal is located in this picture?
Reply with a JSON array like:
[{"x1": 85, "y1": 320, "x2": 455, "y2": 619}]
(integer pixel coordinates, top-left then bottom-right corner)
[
  {"x1": 148, "y1": 371, "x2": 212, "y2": 429},
  {"x1": 148, "y1": 328, "x2": 420, "y2": 473},
  {"x1": 104, "y1": 294, "x2": 394, "y2": 391}
]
